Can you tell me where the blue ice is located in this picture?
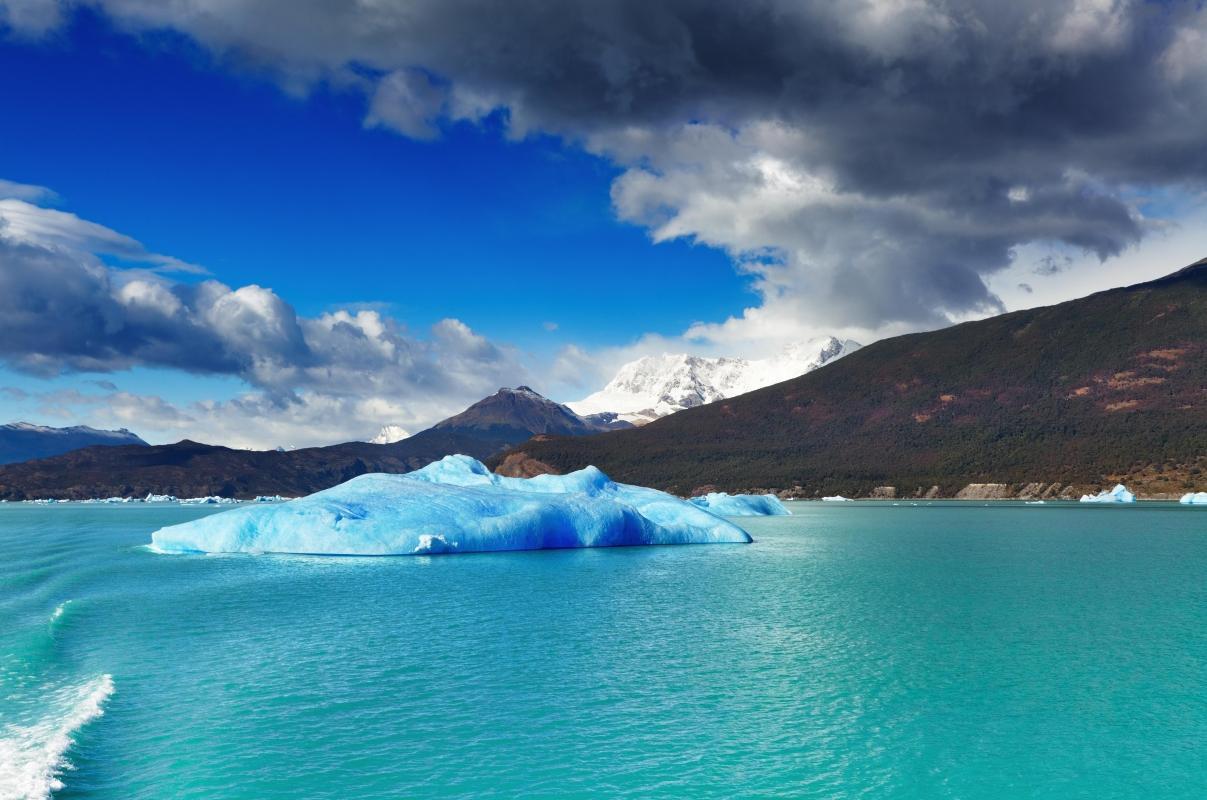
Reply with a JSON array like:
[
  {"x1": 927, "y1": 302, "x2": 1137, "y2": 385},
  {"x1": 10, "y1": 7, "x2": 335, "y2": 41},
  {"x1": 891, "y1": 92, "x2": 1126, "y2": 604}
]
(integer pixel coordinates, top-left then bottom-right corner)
[
  {"x1": 1079, "y1": 484, "x2": 1136, "y2": 503},
  {"x1": 150, "y1": 455, "x2": 752, "y2": 555},
  {"x1": 688, "y1": 492, "x2": 790, "y2": 516}
]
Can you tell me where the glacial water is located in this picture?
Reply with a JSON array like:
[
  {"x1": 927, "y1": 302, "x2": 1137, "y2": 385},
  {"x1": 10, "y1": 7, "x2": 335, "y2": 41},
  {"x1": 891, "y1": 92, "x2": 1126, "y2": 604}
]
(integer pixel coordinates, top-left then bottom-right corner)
[{"x1": 1, "y1": 500, "x2": 1204, "y2": 799}]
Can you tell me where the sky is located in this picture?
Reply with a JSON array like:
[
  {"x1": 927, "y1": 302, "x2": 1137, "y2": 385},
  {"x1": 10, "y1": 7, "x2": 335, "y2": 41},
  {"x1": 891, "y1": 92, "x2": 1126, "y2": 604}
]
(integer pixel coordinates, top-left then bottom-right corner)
[{"x1": 0, "y1": 0, "x2": 1205, "y2": 448}]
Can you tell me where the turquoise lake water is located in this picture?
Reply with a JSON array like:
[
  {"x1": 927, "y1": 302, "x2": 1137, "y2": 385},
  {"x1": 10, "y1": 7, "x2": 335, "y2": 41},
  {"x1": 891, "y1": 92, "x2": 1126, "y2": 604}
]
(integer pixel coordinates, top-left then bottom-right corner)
[{"x1": 1, "y1": 501, "x2": 1204, "y2": 799}]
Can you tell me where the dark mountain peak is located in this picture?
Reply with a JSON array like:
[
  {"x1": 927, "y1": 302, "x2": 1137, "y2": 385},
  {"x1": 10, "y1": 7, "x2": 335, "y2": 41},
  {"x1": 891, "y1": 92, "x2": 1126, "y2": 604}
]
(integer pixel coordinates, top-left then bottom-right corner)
[
  {"x1": 1144, "y1": 256, "x2": 1207, "y2": 287},
  {"x1": 434, "y1": 385, "x2": 600, "y2": 437}
]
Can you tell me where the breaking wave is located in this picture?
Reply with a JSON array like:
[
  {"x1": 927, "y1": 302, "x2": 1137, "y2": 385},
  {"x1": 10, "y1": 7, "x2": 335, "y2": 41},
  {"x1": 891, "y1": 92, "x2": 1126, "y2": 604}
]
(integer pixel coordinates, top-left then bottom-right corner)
[{"x1": 0, "y1": 674, "x2": 114, "y2": 800}]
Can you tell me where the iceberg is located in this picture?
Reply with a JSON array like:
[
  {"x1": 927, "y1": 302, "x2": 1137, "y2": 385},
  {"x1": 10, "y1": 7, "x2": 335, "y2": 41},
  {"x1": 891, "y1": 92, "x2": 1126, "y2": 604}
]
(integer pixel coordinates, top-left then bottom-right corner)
[
  {"x1": 1180, "y1": 492, "x2": 1207, "y2": 505},
  {"x1": 822, "y1": 495, "x2": 852, "y2": 502},
  {"x1": 150, "y1": 455, "x2": 752, "y2": 556},
  {"x1": 688, "y1": 492, "x2": 790, "y2": 516},
  {"x1": 1079, "y1": 484, "x2": 1136, "y2": 503}
]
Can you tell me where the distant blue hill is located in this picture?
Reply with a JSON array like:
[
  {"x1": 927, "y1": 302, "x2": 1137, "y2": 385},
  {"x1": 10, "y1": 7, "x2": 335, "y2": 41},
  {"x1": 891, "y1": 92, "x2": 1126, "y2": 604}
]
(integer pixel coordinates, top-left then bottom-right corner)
[{"x1": 0, "y1": 422, "x2": 148, "y2": 465}]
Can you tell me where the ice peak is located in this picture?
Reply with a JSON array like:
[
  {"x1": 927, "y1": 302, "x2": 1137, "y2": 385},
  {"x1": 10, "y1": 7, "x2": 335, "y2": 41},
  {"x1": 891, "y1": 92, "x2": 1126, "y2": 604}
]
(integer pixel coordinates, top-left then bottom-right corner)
[
  {"x1": 568, "y1": 337, "x2": 861, "y2": 424},
  {"x1": 368, "y1": 425, "x2": 411, "y2": 445}
]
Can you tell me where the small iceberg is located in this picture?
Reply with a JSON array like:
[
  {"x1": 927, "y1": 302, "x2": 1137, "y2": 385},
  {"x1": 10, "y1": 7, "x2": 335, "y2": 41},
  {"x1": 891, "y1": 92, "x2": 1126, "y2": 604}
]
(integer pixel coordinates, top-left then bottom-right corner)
[
  {"x1": 821, "y1": 495, "x2": 852, "y2": 502},
  {"x1": 1180, "y1": 492, "x2": 1207, "y2": 505},
  {"x1": 1079, "y1": 484, "x2": 1136, "y2": 504},
  {"x1": 688, "y1": 492, "x2": 790, "y2": 516},
  {"x1": 150, "y1": 455, "x2": 752, "y2": 556}
]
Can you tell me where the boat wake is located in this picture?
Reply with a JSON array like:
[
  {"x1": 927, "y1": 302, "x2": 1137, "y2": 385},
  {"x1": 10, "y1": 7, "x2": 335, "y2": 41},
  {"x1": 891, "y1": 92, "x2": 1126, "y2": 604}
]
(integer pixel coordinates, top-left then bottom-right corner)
[{"x1": 0, "y1": 674, "x2": 114, "y2": 800}]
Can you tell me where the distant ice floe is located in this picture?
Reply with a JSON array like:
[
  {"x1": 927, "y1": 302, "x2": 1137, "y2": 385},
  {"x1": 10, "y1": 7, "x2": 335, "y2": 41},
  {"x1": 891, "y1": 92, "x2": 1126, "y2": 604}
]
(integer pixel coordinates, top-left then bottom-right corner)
[
  {"x1": 688, "y1": 492, "x2": 790, "y2": 516},
  {"x1": 821, "y1": 495, "x2": 852, "y2": 502},
  {"x1": 150, "y1": 455, "x2": 752, "y2": 556},
  {"x1": 17, "y1": 494, "x2": 253, "y2": 505},
  {"x1": 1180, "y1": 492, "x2": 1207, "y2": 505},
  {"x1": 178, "y1": 496, "x2": 239, "y2": 505},
  {"x1": 1079, "y1": 484, "x2": 1136, "y2": 503}
]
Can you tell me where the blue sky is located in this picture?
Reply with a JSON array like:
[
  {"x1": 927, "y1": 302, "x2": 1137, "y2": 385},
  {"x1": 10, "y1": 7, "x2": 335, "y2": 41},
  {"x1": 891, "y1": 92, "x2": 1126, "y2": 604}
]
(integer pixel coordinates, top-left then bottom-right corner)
[
  {"x1": 0, "y1": 10, "x2": 746, "y2": 349},
  {"x1": 1, "y1": 2, "x2": 1204, "y2": 448}
]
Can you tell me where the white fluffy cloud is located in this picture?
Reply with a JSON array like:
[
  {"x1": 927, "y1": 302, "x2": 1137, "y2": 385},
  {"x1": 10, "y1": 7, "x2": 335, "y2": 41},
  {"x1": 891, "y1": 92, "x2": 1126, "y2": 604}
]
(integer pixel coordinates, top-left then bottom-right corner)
[{"x1": 0, "y1": 187, "x2": 528, "y2": 447}]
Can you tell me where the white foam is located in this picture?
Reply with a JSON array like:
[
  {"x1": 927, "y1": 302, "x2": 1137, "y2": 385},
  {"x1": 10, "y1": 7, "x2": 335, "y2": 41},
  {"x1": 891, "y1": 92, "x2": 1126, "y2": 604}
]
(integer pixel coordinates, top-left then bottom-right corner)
[
  {"x1": 49, "y1": 600, "x2": 72, "y2": 624},
  {"x1": 0, "y1": 674, "x2": 114, "y2": 800}
]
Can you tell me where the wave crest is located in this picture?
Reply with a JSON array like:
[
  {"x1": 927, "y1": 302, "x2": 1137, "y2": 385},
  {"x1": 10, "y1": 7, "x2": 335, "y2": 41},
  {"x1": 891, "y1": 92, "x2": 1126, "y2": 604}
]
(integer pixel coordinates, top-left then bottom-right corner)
[{"x1": 0, "y1": 674, "x2": 114, "y2": 800}]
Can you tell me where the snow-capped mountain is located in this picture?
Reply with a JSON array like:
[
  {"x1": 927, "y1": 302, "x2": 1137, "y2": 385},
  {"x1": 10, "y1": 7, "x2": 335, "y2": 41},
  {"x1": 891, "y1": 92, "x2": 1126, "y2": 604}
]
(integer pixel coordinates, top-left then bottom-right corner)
[
  {"x1": 568, "y1": 336, "x2": 861, "y2": 425},
  {"x1": 368, "y1": 425, "x2": 411, "y2": 444},
  {"x1": 0, "y1": 422, "x2": 148, "y2": 465}
]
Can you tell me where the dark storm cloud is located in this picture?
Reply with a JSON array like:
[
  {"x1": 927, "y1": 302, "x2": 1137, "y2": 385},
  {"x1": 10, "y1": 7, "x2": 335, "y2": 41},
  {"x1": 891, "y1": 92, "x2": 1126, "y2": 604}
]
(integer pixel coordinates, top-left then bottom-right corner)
[{"x1": 5, "y1": 0, "x2": 1206, "y2": 332}]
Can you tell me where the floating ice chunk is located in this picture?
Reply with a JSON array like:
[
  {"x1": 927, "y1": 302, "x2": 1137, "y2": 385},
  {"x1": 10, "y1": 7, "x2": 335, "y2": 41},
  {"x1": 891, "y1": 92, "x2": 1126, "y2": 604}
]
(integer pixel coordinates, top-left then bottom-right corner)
[
  {"x1": 254, "y1": 495, "x2": 287, "y2": 503},
  {"x1": 1079, "y1": 484, "x2": 1135, "y2": 503},
  {"x1": 144, "y1": 493, "x2": 178, "y2": 503},
  {"x1": 822, "y1": 495, "x2": 852, "y2": 502},
  {"x1": 178, "y1": 496, "x2": 239, "y2": 505},
  {"x1": 688, "y1": 492, "x2": 790, "y2": 516},
  {"x1": 1180, "y1": 492, "x2": 1207, "y2": 505},
  {"x1": 151, "y1": 455, "x2": 752, "y2": 555}
]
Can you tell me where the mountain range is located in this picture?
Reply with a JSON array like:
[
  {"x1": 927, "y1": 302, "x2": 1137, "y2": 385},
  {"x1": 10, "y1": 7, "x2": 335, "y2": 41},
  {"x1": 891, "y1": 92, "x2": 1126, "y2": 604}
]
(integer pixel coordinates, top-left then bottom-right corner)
[
  {"x1": 0, "y1": 423, "x2": 147, "y2": 465},
  {"x1": 569, "y1": 336, "x2": 861, "y2": 424},
  {"x1": 5, "y1": 261, "x2": 1204, "y2": 499},
  {"x1": 0, "y1": 387, "x2": 614, "y2": 499},
  {"x1": 500, "y1": 259, "x2": 1207, "y2": 499}
]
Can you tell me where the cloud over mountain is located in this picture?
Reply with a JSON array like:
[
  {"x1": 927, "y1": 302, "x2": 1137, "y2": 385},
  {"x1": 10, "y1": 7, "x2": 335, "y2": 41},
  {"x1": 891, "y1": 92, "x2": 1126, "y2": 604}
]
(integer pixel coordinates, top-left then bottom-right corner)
[
  {"x1": 5, "y1": 0, "x2": 1204, "y2": 341},
  {"x1": 0, "y1": 186, "x2": 526, "y2": 447}
]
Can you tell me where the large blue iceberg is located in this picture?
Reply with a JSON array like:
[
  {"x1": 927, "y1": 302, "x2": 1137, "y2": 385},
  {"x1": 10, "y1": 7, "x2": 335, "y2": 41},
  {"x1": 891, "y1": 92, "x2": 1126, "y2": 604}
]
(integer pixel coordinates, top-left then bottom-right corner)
[
  {"x1": 1180, "y1": 492, "x2": 1207, "y2": 505},
  {"x1": 688, "y1": 492, "x2": 790, "y2": 516},
  {"x1": 150, "y1": 455, "x2": 752, "y2": 555}
]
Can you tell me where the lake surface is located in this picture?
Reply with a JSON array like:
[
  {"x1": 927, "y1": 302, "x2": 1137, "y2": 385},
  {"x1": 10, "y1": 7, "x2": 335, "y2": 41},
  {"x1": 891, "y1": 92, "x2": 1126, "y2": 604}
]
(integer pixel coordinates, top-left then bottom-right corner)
[{"x1": 1, "y1": 501, "x2": 1204, "y2": 799}]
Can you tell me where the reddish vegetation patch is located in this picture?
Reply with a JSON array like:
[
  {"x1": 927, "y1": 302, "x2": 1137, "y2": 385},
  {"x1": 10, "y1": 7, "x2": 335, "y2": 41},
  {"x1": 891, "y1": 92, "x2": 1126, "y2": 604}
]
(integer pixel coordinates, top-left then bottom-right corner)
[
  {"x1": 1107, "y1": 372, "x2": 1167, "y2": 390},
  {"x1": 493, "y1": 452, "x2": 559, "y2": 478},
  {"x1": 913, "y1": 412, "x2": 932, "y2": 423},
  {"x1": 1068, "y1": 386, "x2": 1092, "y2": 398},
  {"x1": 1104, "y1": 400, "x2": 1140, "y2": 412},
  {"x1": 1145, "y1": 347, "x2": 1186, "y2": 361},
  {"x1": 939, "y1": 394, "x2": 956, "y2": 403}
]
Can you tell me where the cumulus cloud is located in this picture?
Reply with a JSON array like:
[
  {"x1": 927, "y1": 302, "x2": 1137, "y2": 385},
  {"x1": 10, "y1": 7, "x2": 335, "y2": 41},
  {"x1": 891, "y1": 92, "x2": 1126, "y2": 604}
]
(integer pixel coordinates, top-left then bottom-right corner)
[
  {"x1": 0, "y1": 189, "x2": 528, "y2": 447},
  {"x1": 3, "y1": 0, "x2": 1203, "y2": 348}
]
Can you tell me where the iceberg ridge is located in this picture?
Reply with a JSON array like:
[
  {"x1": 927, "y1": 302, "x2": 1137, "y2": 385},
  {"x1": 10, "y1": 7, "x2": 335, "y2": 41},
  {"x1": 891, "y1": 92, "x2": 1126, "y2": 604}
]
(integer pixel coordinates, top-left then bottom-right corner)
[
  {"x1": 688, "y1": 492, "x2": 790, "y2": 516},
  {"x1": 1180, "y1": 492, "x2": 1207, "y2": 505},
  {"x1": 150, "y1": 455, "x2": 752, "y2": 555}
]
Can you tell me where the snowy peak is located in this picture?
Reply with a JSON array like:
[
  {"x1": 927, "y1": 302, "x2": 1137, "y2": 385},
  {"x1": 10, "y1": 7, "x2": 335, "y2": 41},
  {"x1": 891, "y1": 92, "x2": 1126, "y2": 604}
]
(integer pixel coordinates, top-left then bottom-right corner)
[
  {"x1": 568, "y1": 336, "x2": 861, "y2": 424},
  {"x1": 368, "y1": 425, "x2": 411, "y2": 445},
  {"x1": 3, "y1": 422, "x2": 143, "y2": 440},
  {"x1": 0, "y1": 422, "x2": 148, "y2": 465}
]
